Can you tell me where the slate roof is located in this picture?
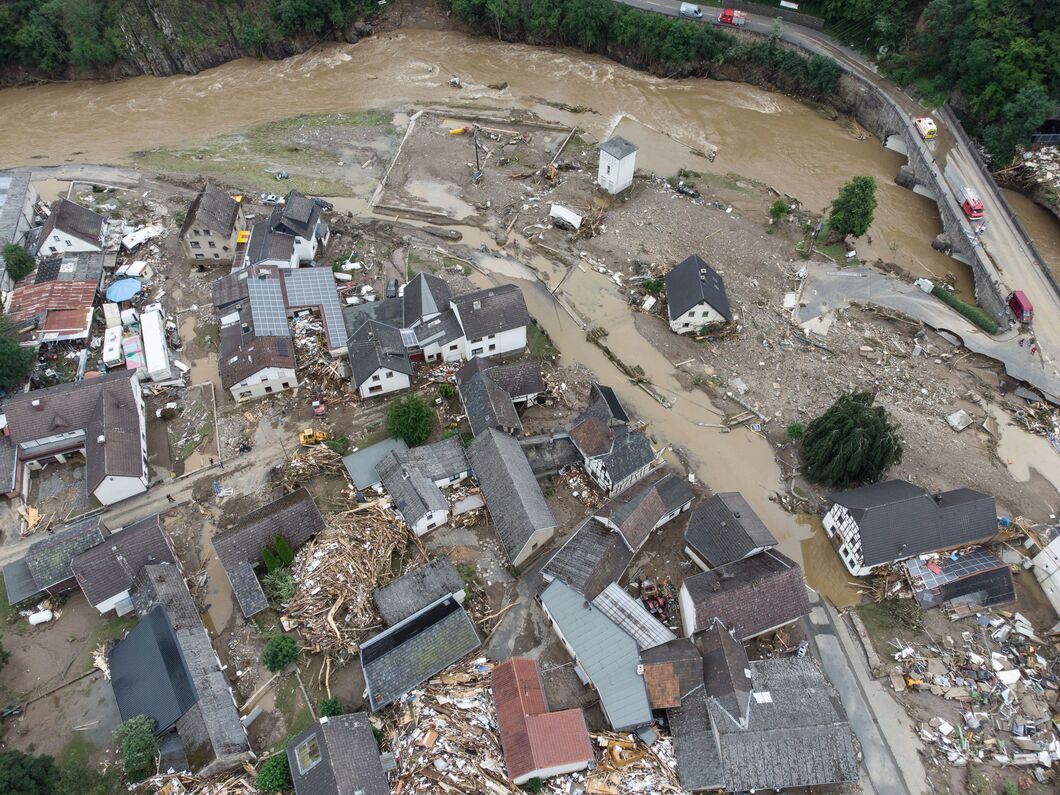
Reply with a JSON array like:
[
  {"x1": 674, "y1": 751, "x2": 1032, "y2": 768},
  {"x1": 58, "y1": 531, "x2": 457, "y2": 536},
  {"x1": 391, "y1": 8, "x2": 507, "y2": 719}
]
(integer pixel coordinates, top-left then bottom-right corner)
[
  {"x1": 273, "y1": 191, "x2": 321, "y2": 241},
  {"x1": 38, "y1": 198, "x2": 105, "y2": 248},
  {"x1": 569, "y1": 416, "x2": 612, "y2": 458},
  {"x1": 4, "y1": 370, "x2": 144, "y2": 493},
  {"x1": 377, "y1": 451, "x2": 448, "y2": 528},
  {"x1": 664, "y1": 254, "x2": 732, "y2": 322},
  {"x1": 360, "y1": 595, "x2": 480, "y2": 711},
  {"x1": 0, "y1": 433, "x2": 15, "y2": 494},
  {"x1": 181, "y1": 184, "x2": 241, "y2": 238},
  {"x1": 599, "y1": 137, "x2": 638, "y2": 160},
  {"x1": 347, "y1": 320, "x2": 413, "y2": 386},
  {"x1": 492, "y1": 658, "x2": 593, "y2": 784},
  {"x1": 211, "y1": 488, "x2": 325, "y2": 617},
  {"x1": 71, "y1": 514, "x2": 174, "y2": 607},
  {"x1": 830, "y1": 479, "x2": 997, "y2": 567},
  {"x1": 584, "y1": 383, "x2": 629, "y2": 424},
  {"x1": 413, "y1": 308, "x2": 464, "y2": 349},
  {"x1": 467, "y1": 429, "x2": 557, "y2": 564},
  {"x1": 245, "y1": 221, "x2": 294, "y2": 266},
  {"x1": 457, "y1": 357, "x2": 544, "y2": 437},
  {"x1": 110, "y1": 606, "x2": 197, "y2": 733},
  {"x1": 341, "y1": 296, "x2": 404, "y2": 335},
  {"x1": 700, "y1": 620, "x2": 752, "y2": 723},
  {"x1": 684, "y1": 492, "x2": 778, "y2": 567},
  {"x1": 682, "y1": 549, "x2": 811, "y2": 640},
  {"x1": 218, "y1": 321, "x2": 296, "y2": 391},
  {"x1": 23, "y1": 514, "x2": 107, "y2": 591},
  {"x1": 0, "y1": 171, "x2": 33, "y2": 245},
  {"x1": 2, "y1": 558, "x2": 39, "y2": 605},
  {"x1": 451, "y1": 284, "x2": 530, "y2": 341},
  {"x1": 396, "y1": 436, "x2": 469, "y2": 483},
  {"x1": 542, "y1": 517, "x2": 633, "y2": 600},
  {"x1": 640, "y1": 638, "x2": 703, "y2": 710},
  {"x1": 539, "y1": 580, "x2": 651, "y2": 731},
  {"x1": 595, "y1": 470, "x2": 693, "y2": 551},
  {"x1": 594, "y1": 426, "x2": 655, "y2": 486},
  {"x1": 287, "y1": 712, "x2": 389, "y2": 795},
  {"x1": 212, "y1": 267, "x2": 251, "y2": 309},
  {"x1": 341, "y1": 437, "x2": 409, "y2": 490},
  {"x1": 33, "y1": 251, "x2": 105, "y2": 284},
  {"x1": 402, "y1": 272, "x2": 451, "y2": 326},
  {"x1": 591, "y1": 583, "x2": 676, "y2": 650},
  {"x1": 373, "y1": 558, "x2": 465, "y2": 627},
  {"x1": 668, "y1": 689, "x2": 725, "y2": 791}
]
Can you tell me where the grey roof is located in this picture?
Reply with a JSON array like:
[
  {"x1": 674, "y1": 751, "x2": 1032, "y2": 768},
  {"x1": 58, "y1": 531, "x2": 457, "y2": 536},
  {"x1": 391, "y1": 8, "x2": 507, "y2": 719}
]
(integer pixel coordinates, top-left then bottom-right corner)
[
  {"x1": 468, "y1": 429, "x2": 557, "y2": 564},
  {"x1": 377, "y1": 451, "x2": 448, "y2": 528},
  {"x1": 0, "y1": 171, "x2": 34, "y2": 245},
  {"x1": 283, "y1": 267, "x2": 348, "y2": 351},
  {"x1": 699, "y1": 620, "x2": 752, "y2": 723},
  {"x1": 24, "y1": 514, "x2": 107, "y2": 591},
  {"x1": 0, "y1": 433, "x2": 16, "y2": 494},
  {"x1": 273, "y1": 191, "x2": 321, "y2": 241},
  {"x1": 684, "y1": 492, "x2": 778, "y2": 567},
  {"x1": 539, "y1": 580, "x2": 651, "y2": 731},
  {"x1": 664, "y1": 254, "x2": 732, "y2": 322},
  {"x1": 373, "y1": 558, "x2": 465, "y2": 627},
  {"x1": 599, "y1": 137, "x2": 638, "y2": 160},
  {"x1": 905, "y1": 548, "x2": 1015, "y2": 609},
  {"x1": 342, "y1": 296, "x2": 404, "y2": 334},
  {"x1": 71, "y1": 514, "x2": 175, "y2": 606},
  {"x1": 287, "y1": 713, "x2": 389, "y2": 795},
  {"x1": 451, "y1": 284, "x2": 530, "y2": 341},
  {"x1": 227, "y1": 561, "x2": 269, "y2": 618},
  {"x1": 34, "y1": 251, "x2": 105, "y2": 284},
  {"x1": 38, "y1": 198, "x2": 105, "y2": 248},
  {"x1": 595, "y1": 470, "x2": 693, "y2": 551},
  {"x1": 360, "y1": 594, "x2": 480, "y2": 711},
  {"x1": 591, "y1": 583, "x2": 676, "y2": 650},
  {"x1": 342, "y1": 437, "x2": 409, "y2": 489},
  {"x1": 347, "y1": 320, "x2": 413, "y2": 386},
  {"x1": 402, "y1": 272, "x2": 451, "y2": 326},
  {"x1": 458, "y1": 357, "x2": 544, "y2": 437},
  {"x1": 218, "y1": 321, "x2": 296, "y2": 391},
  {"x1": 182, "y1": 183, "x2": 241, "y2": 238},
  {"x1": 110, "y1": 606, "x2": 197, "y2": 732},
  {"x1": 3, "y1": 557, "x2": 41, "y2": 605},
  {"x1": 668, "y1": 689, "x2": 725, "y2": 791},
  {"x1": 595, "y1": 426, "x2": 655, "y2": 485},
  {"x1": 212, "y1": 267, "x2": 251, "y2": 309},
  {"x1": 413, "y1": 308, "x2": 463, "y2": 349},
  {"x1": 396, "y1": 436, "x2": 469, "y2": 483},
  {"x1": 682, "y1": 549, "x2": 811, "y2": 640},
  {"x1": 584, "y1": 383, "x2": 629, "y2": 424},
  {"x1": 542, "y1": 517, "x2": 633, "y2": 600},
  {"x1": 830, "y1": 480, "x2": 997, "y2": 567},
  {"x1": 640, "y1": 638, "x2": 704, "y2": 710}
]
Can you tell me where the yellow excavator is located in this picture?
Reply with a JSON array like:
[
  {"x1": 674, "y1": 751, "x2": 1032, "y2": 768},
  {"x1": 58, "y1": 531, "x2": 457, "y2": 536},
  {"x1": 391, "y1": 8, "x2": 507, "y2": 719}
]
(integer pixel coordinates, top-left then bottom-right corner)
[{"x1": 299, "y1": 429, "x2": 332, "y2": 446}]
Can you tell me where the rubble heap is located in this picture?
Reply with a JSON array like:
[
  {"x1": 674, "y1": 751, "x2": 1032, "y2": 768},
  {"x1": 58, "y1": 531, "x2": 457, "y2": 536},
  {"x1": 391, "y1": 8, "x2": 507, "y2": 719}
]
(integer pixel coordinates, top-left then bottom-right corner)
[
  {"x1": 133, "y1": 769, "x2": 257, "y2": 795},
  {"x1": 276, "y1": 446, "x2": 346, "y2": 490},
  {"x1": 292, "y1": 315, "x2": 347, "y2": 404},
  {"x1": 385, "y1": 658, "x2": 683, "y2": 794}
]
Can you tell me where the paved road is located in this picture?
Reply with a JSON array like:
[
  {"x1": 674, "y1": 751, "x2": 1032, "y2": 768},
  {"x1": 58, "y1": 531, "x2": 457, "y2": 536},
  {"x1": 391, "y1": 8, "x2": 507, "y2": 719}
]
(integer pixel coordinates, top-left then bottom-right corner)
[{"x1": 616, "y1": 0, "x2": 1060, "y2": 395}]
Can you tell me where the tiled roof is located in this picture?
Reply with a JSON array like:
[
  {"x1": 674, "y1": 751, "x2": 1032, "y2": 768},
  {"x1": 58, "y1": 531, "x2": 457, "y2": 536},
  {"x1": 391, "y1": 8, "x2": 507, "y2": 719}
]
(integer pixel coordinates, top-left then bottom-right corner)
[
  {"x1": 377, "y1": 451, "x2": 448, "y2": 528},
  {"x1": 33, "y1": 251, "x2": 105, "y2": 284},
  {"x1": 395, "y1": 436, "x2": 469, "y2": 484},
  {"x1": 664, "y1": 254, "x2": 732, "y2": 322},
  {"x1": 38, "y1": 198, "x2": 105, "y2": 247},
  {"x1": 591, "y1": 583, "x2": 676, "y2": 650},
  {"x1": 402, "y1": 272, "x2": 451, "y2": 326},
  {"x1": 182, "y1": 183, "x2": 241, "y2": 238},
  {"x1": 347, "y1": 320, "x2": 412, "y2": 386},
  {"x1": 373, "y1": 558, "x2": 465, "y2": 627},
  {"x1": 595, "y1": 470, "x2": 693, "y2": 551},
  {"x1": 467, "y1": 429, "x2": 556, "y2": 564},
  {"x1": 641, "y1": 638, "x2": 703, "y2": 710},
  {"x1": 71, "y1": 514, "x2": 174, "y2": 606},
  {"x1": 595, "y1": 427, "x2": 655, "y2": 486},
  {"x1": 451, "y1": 284, "x2": 530, "y2": 340},
  {"x1": 24, "y1": 514, "x2": 107, "y2": 591},
  {"x1": 539, "y1": 580, "x2": 651, "y2": 731},
  {"x1": 360, "y1": 595, "x2": 480, "y2": 711},
  {"x1": 830, "y1": 480, "x2": 997, "y2": 567},
  {"x1": 218, "y1": 321, "x2": 296, "y2": 391},
  {"x1": 570, "y1": 416, "x2": 612, "y2": 457},
  {"x1": 287, "y1": 713, "x2": 389, "y2": 795},
  {"x1": 542, "y1": 516, "x2": 632, "y2": 600},
  {"x1": 492, "y1": 658, "x2": 593, "y2": 785},
  {"x1": 684, "y1": 492, "x2": 778, "y2": 567},
  {"x1": 458, "y1": 357, "x2": 544, "y2": 437},
  {"x1": 682, "y1": 549, "x2": 810, "y2": 640},
  {"x1": 699, "y1": 620, "x2": 752, "y2": 723},
  {"x1": 584, "y1": 383, "x2": 629, "y2": 424}
]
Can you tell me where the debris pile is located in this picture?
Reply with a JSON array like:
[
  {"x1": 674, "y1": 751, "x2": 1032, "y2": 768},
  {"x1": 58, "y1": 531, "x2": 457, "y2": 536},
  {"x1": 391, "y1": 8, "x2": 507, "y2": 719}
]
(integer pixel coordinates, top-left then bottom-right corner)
[
  {"x1": 293, "y1": 315, "x2": 347, "y2": 403},
  {"x1": 385, "y1": 658, "x2": 682, "y2": 794},
  {"x1": 132, "y1": 769, "x2": 257, "y2": 795},
  {"x1": 284, "y1": 503, "x2": 411, "y2": 660},
  {"x1": 886, "y1": 610, "x2": 1059, "y2": 777},
  {"x1": 1010, "y1": 401, "x2": 1060, "y2": 446},
  {"x1": 560, "y1": 465, "x2": 604, "y2": 508},
  {"x1": 276, "y1": 446, "x2": 346, "y2": 490}
]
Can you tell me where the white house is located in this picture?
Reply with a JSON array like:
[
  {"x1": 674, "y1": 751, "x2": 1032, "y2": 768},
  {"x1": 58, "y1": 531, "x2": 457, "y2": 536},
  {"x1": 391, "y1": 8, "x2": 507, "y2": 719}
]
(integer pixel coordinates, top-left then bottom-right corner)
[
  {"x1": 35, "y1": 198, "x2": 107, "y2": 256},
  {"x1": 218, "y1": 316, "x2": 299, "y2": 402},
  {"x1": 450, "y1": 285, "x2": 530, "y2": 359},
  {"x1": 243, "y1": 222, "x2": 299, "y2": 269},
  {"x1": 597, "y1": 137, "x2": 638, "y2": 195},
  {"x1": 664, "y1": 254, "x2": 733, "y2": 334},
  {"x1": 377, "y1": 453, "x2": 449, "y2": 536},
  {"x1": 347, "y1": 320, "x2": 413, "y2": 399},
  {"x1": 1032, "y1": 536, "x2": 1060, "y2": 621}
]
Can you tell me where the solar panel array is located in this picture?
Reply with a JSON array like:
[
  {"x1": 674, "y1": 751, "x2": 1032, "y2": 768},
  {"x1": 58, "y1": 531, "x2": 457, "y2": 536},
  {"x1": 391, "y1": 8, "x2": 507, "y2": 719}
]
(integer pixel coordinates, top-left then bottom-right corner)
[
  {"x1": 247, "y1": 276, "x2": 290, "y2": 338},
  {"x1": 283, "y1": 268, "x2": 347, "y2": 349},
  {"x1": 906, "y1": 549, "x2": 1001, "y2": 589}
]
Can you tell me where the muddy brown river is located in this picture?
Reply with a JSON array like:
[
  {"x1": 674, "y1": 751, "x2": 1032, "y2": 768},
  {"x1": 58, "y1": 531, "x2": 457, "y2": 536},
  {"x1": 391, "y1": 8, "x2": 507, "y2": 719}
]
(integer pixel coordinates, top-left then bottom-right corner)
[{"x1": 4, "y1": 28, "x2": 1058, "y2": 605}]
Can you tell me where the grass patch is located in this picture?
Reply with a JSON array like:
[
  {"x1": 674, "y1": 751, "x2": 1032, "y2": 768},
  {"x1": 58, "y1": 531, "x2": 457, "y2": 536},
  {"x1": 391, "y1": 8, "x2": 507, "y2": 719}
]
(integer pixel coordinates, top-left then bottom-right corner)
[
  {"x1": 527, "y1": 323, "x2": 558, "y2": 359},
  {"x1": 931, "y1": 285, "x2": 999, "y2": 334},
  {"x1": 261, "y1": 111, "x2": 393, "y2": 132},
  {"x1": 441, "y1": 255, "x2": 472, "y2": 275}
]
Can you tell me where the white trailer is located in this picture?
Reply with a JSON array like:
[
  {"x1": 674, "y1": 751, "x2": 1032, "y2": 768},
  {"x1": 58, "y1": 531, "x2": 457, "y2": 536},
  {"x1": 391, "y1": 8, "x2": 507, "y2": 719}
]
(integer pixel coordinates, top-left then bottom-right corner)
[
  {"x1": 140, "y1": 309, "x2": 173, "y2": 382},
  {"x1": 103, "y1": 302, "x2": 122, "y2": 329},
  {"x1": 102, "y1": 326, "x2": 124, "y2": 368}
]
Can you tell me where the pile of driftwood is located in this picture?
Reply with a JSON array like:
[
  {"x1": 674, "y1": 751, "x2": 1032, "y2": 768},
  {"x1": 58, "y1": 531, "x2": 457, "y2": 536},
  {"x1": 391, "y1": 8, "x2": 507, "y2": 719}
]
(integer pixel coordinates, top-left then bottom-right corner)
[
  {"x1": 284, "y1": 502, "x2": 411, "y2": 661},
  {"x1": 134, "y1": 766, "x2": 258, "y2": 794},
  {"x1": 277, "y1": 446, "x2": 346, "y2": 490},
  {"x1": 293, "y1": 315, "x2": 348, "y2": 403}
]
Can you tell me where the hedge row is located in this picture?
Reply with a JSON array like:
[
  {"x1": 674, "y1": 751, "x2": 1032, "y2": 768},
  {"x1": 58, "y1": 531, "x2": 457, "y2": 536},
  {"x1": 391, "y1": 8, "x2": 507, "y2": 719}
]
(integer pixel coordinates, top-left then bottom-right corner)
[{"x1": 931, "y1": 285, "x2": 998, "y2": 335}]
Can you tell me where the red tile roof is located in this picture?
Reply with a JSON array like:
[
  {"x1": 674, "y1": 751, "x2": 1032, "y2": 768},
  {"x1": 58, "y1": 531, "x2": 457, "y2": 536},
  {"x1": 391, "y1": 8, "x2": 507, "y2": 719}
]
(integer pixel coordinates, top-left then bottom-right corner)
[
  {"x1": 569, "y1": 416, "x2": 613, "y2": 458},
  {"x1": 492, "y1": 658, "x2": 593, "y2": 784}
]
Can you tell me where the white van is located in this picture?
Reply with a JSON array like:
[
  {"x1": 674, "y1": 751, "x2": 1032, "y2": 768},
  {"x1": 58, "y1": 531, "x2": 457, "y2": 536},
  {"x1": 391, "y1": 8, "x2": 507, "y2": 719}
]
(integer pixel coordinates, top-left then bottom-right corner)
[{"x1": 680, "y1": 3, "x2": 704, "y2": 18}]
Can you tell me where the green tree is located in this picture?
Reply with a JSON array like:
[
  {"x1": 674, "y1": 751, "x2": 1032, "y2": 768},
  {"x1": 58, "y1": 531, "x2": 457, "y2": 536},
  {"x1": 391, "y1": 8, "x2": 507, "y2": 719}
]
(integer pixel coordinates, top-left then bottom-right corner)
[
  {"x1": 318, "y1": 696, "x2": 343, "y2": 717},
  {"x1": 786, "y1": 422, "x2": 805, "y2": 439},
  {"x1": 828, "y1": 176, "x2": 877, "y2": 239},
  {"x1": 524, "y1": 777, "x2": 543, "y2": 793},
  {"x1": 236, "y1": 18, "x2": 268, "y2": 52},
  {"x1": 806, "y1": 54, "x2": 842, "y2": 94},
  {"x1": 769, "y1": 200, "x2": 789, "y2": 221},
  {"x1": 3, "y1": 244, "x2": 35, "y2": 281},
  {"x1": 981, "y1": 82, "x2": 1054, "y2": 162},
  {"x1": 438, "y1": 383, "x2": 455, "y2": 400},
  {"x1": 255, "y1": 754, "x2": 291, "y2": 793},
  {"x1": 262, "y1": 634, "x2": 299, "y2": 672},
  {"x1": 262, "y1": 569, "x2": 295, "y2": 604},
  {"x1": 274, "y1": 535, "x2": 295, "y2": 566},
  {"x1": 56, "y1": 736, "x2": 123, "y2": 795},
  {"x1": 112, "y1": 715, "x2": 158, "y2": 782},
  {"x1": 262, "y1": 546, "x2": 281, "y2": 573},
  {"x1": 0, "y1": 640, "x2": 9, "y2": 670},
  {"x1": 386, "y1": 395, "x2": 435, "y2": 446},
  {"x1": 0, "y1": 334, "x2": 35, "y2": 390},
  {"x1": 0, "y1": 750, "x2": 57, "y2": 795},
  {"x1": 802, "y1": 392, "x2": 902, "y2": 487}
]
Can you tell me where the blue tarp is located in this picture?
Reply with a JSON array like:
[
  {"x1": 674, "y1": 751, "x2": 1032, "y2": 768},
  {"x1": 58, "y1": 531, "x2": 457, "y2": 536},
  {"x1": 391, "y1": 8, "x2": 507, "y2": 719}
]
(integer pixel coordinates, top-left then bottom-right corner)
[{"x1": 106, "y1": 278, "x2": 142, "y2": 302}]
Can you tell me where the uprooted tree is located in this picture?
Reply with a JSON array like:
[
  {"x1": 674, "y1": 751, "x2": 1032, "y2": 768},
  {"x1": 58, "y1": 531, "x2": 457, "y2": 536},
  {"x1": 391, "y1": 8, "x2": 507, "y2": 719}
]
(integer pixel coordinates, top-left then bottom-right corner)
[
  {"x1": 801, "y1": 391, "x2": 902, "y2": 488},
  {"x1": 827, "y1": 176, "x2": 877, "y2": 240}
]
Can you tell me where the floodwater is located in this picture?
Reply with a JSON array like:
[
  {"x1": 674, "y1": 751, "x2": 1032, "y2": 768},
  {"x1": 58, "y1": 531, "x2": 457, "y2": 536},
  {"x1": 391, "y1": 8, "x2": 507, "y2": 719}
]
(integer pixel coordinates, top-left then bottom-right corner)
[
  {"x1": 988, "y1": 404, "x2": 1060, "y2": 495},
  {"x1": 1002, "y1": 189, "x2": 1060, "y2": 280},
  {"x1": 199, "y1": 516, "x2": 234, "y2": 636},
  {"x1": 3, "y1": 28, "x2": 1047, "y2": 294}
]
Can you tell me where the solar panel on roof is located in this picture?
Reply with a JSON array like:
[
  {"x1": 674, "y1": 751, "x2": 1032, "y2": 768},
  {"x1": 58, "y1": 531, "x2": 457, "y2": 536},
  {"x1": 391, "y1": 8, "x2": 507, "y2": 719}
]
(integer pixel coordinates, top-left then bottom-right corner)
[
  {"x1": 283, "y1": 268, "x2": 347, "y2": 348},
  {"x1": 247, "y1": 277, "x2": 290, "y2": 338},
  {"x1": 276, "y1": 339, "x2": 290, "y2": 356}
]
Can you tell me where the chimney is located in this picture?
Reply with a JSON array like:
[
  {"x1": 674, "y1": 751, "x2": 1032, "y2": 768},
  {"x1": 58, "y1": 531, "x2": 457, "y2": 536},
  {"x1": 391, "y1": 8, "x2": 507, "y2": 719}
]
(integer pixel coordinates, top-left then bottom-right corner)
[
  {"x1": 97, "y1": 435, "x2": 106, "y2": 444},
  {"x1": 472, "y1": 299, "x2": 481, "y2": 311},
  {"x1": 31, "y1": 399, "x2": 41, "y2": 409}
]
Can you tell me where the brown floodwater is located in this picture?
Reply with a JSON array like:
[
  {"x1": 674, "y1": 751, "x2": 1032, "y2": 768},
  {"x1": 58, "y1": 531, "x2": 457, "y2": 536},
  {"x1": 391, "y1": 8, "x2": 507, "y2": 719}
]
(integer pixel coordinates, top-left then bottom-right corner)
[
  {"x1": 1002, "y1": 189, "x2": 1060, "y2": 279},
  {"x1": 3, "y1": 28, "x2": 1041, "y2": 296}
]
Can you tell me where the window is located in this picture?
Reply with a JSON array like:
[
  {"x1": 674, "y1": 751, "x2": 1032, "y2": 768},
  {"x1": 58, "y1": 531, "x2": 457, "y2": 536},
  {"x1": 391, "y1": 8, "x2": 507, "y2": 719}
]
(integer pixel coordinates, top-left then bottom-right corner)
[
  {"x1": 53, "y1": 234, "x2": 60, "y2": 241},
  {"x1": 471, "y1": 348, "x2": 483, "y2": 356},
  {"x1": 49, "y1": 246, "x2": 57, "y2": 253},
  {"x1": 195, "y1": 253, "x2": 204, "y2": 259},
  {"x1": 372, "y1": 373, "x2": 381, "y2": 382},
  {"x1": 606, "y1": 164, "x2": 612, "y2": 174},
  {"x1": 190, "y1": 241, "x2": 201, "y2": 249},
  {"x1": 369, "y1": 384, "x2": 383, "y2": 394},
  {"x1": 385, "y1": 371, "x2": 394, "y2": 379},
  {"x1": 208, "y1": 241, "x2": 216, "y2": 248},
  {"x1": 488, "y1": 344, "x2": 496, "y2": 352},
  {"x1": 223, "y1": 245, "x2": 229, "y2": 252},
  {"x1": 213, "y1": 253, "x2": 220, "y2": 259},
  {"x1": 265, "y1": 386, "x2": 273, "y2": 394},
  {"x1": 294, "y1": 734, "x2": 322, "y2": 774},
  {"x1": 281, "y1": 382, "x2": 291, "y2": 389},
  {"x1": 239, "y1": 390, "x2": 252, "y2": 398},
  {"x1": 449, "y1": 343, "x2": 459, "y2": 351},
  {"x1": 65, "y1": 240, "x2": 72, "y2": 247},
  {"x1": 203, "y1": 229, "x2": 212, "y2": 236}
]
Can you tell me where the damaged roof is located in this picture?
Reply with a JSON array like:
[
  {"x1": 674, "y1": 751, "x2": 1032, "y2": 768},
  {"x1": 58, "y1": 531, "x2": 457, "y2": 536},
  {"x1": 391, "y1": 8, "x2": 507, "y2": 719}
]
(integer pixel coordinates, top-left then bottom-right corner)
[
  {"x1": 373, "y1": 558, "x2": 465, "y2": 627},
  {"x1": 24, "y1": 514, "x2": 108, "y2": 592},
  {"x1": 395, "y1": 436, "x2": 469, "y2": 483},
  {"x1": 341, "y1": 437, "x2": 409, "y2": 490},
  {"x1": 181, "y1": 183, "x2": 241, "y2": 237},
  {"x1": 664, "y1": 254, "x2": 732, "y2": 322},
  {"x1": 542, "y1": 516, "x2": 633, "y2": 600},
  {"x1": 71, "y1": 514, "x2": 174, "y2": 607},
  {"x1": 595, "y1": 470, "x2": 693, "y2": 551},
  {"x1": 684, "y1": 492, "x2": 778, "y2": 567},
  {"x1": 591, "y1": 583, "x2": 676, "y2": 650},
  {"x1": 287, "y1": 712, "x2": 390, "y2": 795},
  {"x1": 37, "y1": 198, "x2": 105, "y2": 247},
  {"x1": 458, "y1": 357, "x2": 544, "y2": 437},
  {"x1": 641, "y1": 638, "x2": 703, "y2": 710},
  {"x1": 377, "y1": 451, "x2": 448, "y2": 528}
]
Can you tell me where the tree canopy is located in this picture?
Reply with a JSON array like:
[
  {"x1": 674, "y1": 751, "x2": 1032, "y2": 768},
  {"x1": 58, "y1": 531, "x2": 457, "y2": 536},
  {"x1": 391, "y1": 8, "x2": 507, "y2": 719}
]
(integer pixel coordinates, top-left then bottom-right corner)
[
  {"x1": 255, "y1": 754, "x2": 291, "y2": 794},
  {"x1": 828, "y1": 176, "x2": 877, "y2": 239},
  {"x1": 0, "y1": 750, "x2": 57, "y2": 795},
  {"x1": 3, "y1": 244, "x2": 35, "y2": 282},
  {"x1": 386, "y1": 395, "x2": 435, "y2": 446},
  {"x1": 0, "y1": 334, "x2": 34, "y2": 390},
  {"x1": 802, "y1": 392, "x2": 903, "y2": 487},
  {"x1": 262, "y1": 634, "x2": 299, "y2": 672},
  {"x1": 112, "y1": 716, "x2": 158, "y2": 782}
]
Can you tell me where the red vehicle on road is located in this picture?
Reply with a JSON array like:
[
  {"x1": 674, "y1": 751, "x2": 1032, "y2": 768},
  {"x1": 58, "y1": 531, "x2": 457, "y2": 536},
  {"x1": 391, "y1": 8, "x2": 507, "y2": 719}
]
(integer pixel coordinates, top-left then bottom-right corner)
[
  {"x1": 718, "y1": 8, "x2": 748, "y2": 25},
  {"x1": 1007, "y1": 290, "x2": 1033, "y2": 323},
  {"x1": 960, "y1": 186, "x2": 984, "y2": 220}
]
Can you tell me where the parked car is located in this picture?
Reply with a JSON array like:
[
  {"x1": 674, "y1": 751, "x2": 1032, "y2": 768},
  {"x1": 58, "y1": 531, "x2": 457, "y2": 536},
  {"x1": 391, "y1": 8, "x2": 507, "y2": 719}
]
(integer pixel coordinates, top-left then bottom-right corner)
[
  {"x1": 1007, "y1": 290, "x2": 1034, "y2": 323},
  {"x1": 386, "y1": 278, "x2": 400, "y2": 299},
  {"x1": 261, "y1": 193, "x2": 283, "y2": 205},
  {"x1": 311, "y1": 197, "x2": 334, "y2": 211}
]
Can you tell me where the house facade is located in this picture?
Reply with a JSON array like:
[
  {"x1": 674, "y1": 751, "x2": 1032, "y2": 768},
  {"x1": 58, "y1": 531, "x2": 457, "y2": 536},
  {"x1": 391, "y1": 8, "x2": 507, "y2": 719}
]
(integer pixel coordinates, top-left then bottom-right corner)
[
  {"x1": 179, "y1": 183, "x2": 246, "y2": 263},
  {"x1": 0, "y1": 172, "x2": 39, "y2": 293},
  {"x1": 35, "y1": 198, "x2": 106, "y2": 255},
  {"x1": 348, "y1": 320, "x2": 413, "y2": 399},
  {"x1": 597, "y1": 137, "x2": 638, "y2": 195}
]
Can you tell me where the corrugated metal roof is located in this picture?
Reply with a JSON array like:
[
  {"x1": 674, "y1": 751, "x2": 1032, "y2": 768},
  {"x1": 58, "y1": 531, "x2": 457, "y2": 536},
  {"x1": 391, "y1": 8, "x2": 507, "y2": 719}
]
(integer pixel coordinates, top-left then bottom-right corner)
[{"x1": 591, "y1": 583, "x2": 676, "y2": 650}]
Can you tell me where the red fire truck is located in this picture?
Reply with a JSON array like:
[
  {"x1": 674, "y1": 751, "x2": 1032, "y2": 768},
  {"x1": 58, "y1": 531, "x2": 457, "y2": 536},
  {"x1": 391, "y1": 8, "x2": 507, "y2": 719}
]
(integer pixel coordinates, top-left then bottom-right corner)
[
  {"x1": 718, "y1": 8, "x2": 748, "y2": 26},
  {"x1": 960, "y1": 186, "x2": 984, "y2": 220}
]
